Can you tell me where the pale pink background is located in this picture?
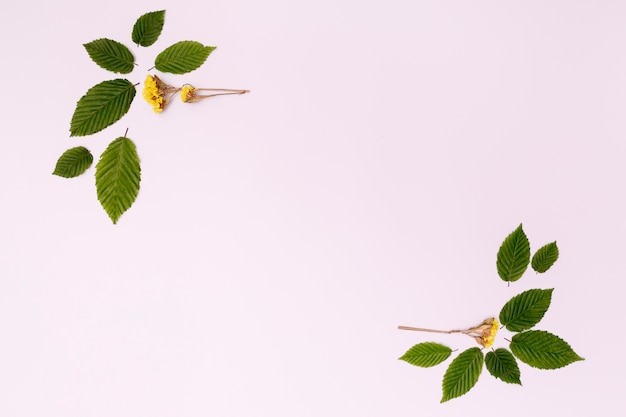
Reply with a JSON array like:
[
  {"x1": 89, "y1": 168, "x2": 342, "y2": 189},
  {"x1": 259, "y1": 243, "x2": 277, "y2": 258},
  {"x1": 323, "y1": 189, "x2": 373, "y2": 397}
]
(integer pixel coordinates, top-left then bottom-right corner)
[{"x1": 1, "y1": 0, "x2": 623, "y2": 416}]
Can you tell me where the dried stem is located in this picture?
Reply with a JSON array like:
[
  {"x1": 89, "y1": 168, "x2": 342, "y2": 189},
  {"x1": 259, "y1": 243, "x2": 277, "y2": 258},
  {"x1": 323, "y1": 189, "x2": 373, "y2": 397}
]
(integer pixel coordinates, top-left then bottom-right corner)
[
  {"x1": 196, "y1": 88, "x2": 250, "y2": 93},
  {"x1": 193, "y1": 91, "x2": 248, "y2": 100},
  {"x1": 397, "y1": 325, "x2": 471, "y2": 335}
]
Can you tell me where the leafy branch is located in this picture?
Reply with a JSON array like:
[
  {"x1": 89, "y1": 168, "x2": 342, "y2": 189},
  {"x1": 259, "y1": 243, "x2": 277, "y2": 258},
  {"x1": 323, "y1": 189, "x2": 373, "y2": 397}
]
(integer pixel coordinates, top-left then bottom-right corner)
[
  {"x1": 398, "y1": 224, "x2": 584, "y2": 402},
  {"x1": 53, "y1": 10, "x2": 249, "y2": 223}
]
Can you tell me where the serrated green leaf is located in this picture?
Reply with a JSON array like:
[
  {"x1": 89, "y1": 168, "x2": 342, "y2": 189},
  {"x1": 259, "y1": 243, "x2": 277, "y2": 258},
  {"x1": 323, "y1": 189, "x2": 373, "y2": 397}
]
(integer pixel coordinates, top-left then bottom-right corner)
[
  {"x1": 441, "y1": 347, "x2": 483, "y2": 403},
  {"x1": 510, "y1": 330, "x2": 584, "y2": 370},
  {"x1": 83, "y1": 38, "x2": 135, "y2": 74},
  {"x1": 532, "y1": 241, "x2": 559, "y2": 273},
  {"x1": 496, "y1": 224, "x2": 531, "y2": 282},
  {"x1": 485, "y1": 348, "x2": 521, "y2": 385},
  {"x1": 70, "y1": 79, "x2": 136, "y2": 137},
  {"x1": 95, "y1": 136, "x2": 141, "y2": 224},
  {"x1": 154, "y1": 41, "x2": 216, "y2": 74},
  {"x1": 52, "y1": 146, "x2": 93, "y2": 178},
  {"x1": 399, "y1": 342, "x2": 452, "y2": 368},
  {"x1": 499, "y1": 288, "x2": 553, "y2": 332},
  {"x1": 132, "y1": 10, "x2": 165, "y2": 47}
]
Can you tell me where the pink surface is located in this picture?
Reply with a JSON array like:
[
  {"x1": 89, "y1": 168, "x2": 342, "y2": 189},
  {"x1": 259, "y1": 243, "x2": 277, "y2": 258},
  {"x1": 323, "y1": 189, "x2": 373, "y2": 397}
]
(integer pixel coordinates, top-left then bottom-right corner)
[{"x1": 0, "y1": 1, "x2": 623, "y2": 415}]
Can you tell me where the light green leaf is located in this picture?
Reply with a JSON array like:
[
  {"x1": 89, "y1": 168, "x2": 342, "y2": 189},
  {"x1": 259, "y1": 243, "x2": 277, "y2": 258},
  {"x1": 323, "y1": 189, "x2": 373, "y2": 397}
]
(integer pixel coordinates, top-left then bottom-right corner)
[
  {"x1": 95, "y1": 136, "x2": 141, "y2": 224},
  {"x1": 70, "y1": 79, "x2": 136, "y2": 137},
  {"x1": 83, "y1": 38, "x2": 135, "y2": 74},
  {"x1": 496, "y1": 224, "x2": 531, "y2": 282},
  {"x1": 499, "y1": 288, "x2": 553, "y2": 332},
  {"x1": 485, "y1": 348, "x2": 521, "y2": 385},
  {"x1": 132, "y1": 10, "x2": 166, "y2": 47},
  {"x1": 510, "y1": 330, "x2": 584, "y2": 370},
  {"x1": 399, "y1": 342, "x2": 452, "y2": 368},
  {"x1": 532, "y1": 241, "x2": 559, "y2": 273},
  {"x1": 441, "y1": 347, "x2": 483, "y2": 403},
  {"x1": 154, "y1": 40, "x2": 216, "y2": 74},
  {"x1": 52, "y1": 146, "x2": 93, "y2": 178}
]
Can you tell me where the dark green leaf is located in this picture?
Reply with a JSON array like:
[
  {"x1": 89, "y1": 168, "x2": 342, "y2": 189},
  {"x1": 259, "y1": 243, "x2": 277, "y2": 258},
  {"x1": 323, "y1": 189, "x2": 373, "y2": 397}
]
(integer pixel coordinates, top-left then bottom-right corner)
[
  {"x1": 532, "y1": 241, "x2": 559, "y2": 273},
  {"x1": 154, "y1": 40, "x2": 216, "y2": 74},
  {"x1": 441, "y1": 347, "x2": 483, "y2": 403},
  {"x1": 132, "y1": 10, "x2": 166, "y2": 47},
  {"x1": 70, "y1": 79, "x2": 136, "y2": 137},
  {"x1": 510, "y1": 330, "x2": 584, "y2": 369},
  {"x1": 52, "y1": 146, "x2": 93, "y2": 178},
  {"x1": 399, "y1": 342, "x2": 452, "y2": 368},
  {"x1": 83, "y1": 38, "x2": 135, "y2": 74},
  {"x1": 496, "y1": 224, "x2": 531, "y2": 282},
  {"x1": 485, "y1": 348, "x2": 521, "y2": 385},
  {"x1": 499, "y1": 288, "x2": 553, "y2": 332},
  {"x1": 95, "y1": 136, "x2": 141, "y2": 224}
]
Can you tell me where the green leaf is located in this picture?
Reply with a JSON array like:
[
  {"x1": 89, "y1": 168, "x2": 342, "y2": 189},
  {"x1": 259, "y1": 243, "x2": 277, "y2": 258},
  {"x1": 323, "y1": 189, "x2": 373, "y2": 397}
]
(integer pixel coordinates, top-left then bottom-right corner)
[
  {"x1": 132, "y1": 10, "x2": 166, "y2": 47},
  {"x1": 70, "y1": 79, "x2": 136, "y2": 137},
  {"x1": 441, "y1": 347, "x2": 483, "y2": 403},
  {"x1": 532, "y1": 241, "x2": 559, "y2": 273},
  {"x1": 510, "y1": 330, "x2": 584, "y2": 370},
  {"x1": 95, "y1": 136, "x2": 141, "y2": 224},
  {"x1": 496, "y1": 224, "x2": 531, "y2": 282},
  {"x1": 499, "y1": 288, "x2": 553, "y2": 332},
  {"x1": 154, "y1": 41, "x2": 216, "y2": 74},
  {"x1": 485, "y1": 348, "x2": 521, "y2": 385},
  {"x1": 52, "y1": 146, "x2": 93, "y2": 178},
  {"x1": 83, "y1": 38, "x2": 135, "y2": 74},
  {"x1": 399, "y1": 342, "x2": 452, "y2": 368}
]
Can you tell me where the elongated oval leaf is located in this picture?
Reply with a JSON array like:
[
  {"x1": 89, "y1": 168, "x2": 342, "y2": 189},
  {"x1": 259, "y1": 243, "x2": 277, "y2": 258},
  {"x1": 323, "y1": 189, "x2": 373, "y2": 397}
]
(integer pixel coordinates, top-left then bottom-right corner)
[
  {"x1": 510, "y1": 330, "x2": 584, "y2": 369},
  {"x1": 52, "y1": 146, "x2": 93, "y2": 178},
  {"x1": 132, "y1": 10, "x2": 165, "y2": 47},
  {"x1": 95, "y1": 136, "x2": 141, "y2": 224},
  {"x1": 83, "y1": 38, "x2": 135, "y2": 74},
  {"x1": 496, "y1": 224, "x2": 531, "y2": 282},
  {"x1": 532, "y1": 241, "x2": 559, "y2": 273},
  {"x1": 499, "y1": 288, "x2": 553, "y2": 332},
  {"x1": 441, "y1": 347, "x2": 483, "y2": 403},
  {"x1": 399, "y1": 342, "x2": 452, "y2": 368},
  {"x1": 154, "y1": 41, "x2": 216, "y2": 74},
  {"x1": 70, "y1": 79, "x2": 136, "y2": 137},
  {"x1": 485, "y1": 348, "x2": 521, "y2": 385}
]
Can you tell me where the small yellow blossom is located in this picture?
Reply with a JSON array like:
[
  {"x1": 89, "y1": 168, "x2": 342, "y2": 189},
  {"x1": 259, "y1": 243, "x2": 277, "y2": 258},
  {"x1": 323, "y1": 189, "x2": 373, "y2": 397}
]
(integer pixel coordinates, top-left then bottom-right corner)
[
  {"x1": 481, "y1": 319, "x2": 499, "y2": 349},
  {"x1": 142, "y1": 75, "x2": 163, "y2": 113},
  {"x1": 467, "y1": 318, "x2": 499, "y2": 348},
  {"x1": 180, "y1": 85, "x2": 197, "y2": 102},
  {"x1": 142, "y1": 74, "x2": 178, "y2": 113}
]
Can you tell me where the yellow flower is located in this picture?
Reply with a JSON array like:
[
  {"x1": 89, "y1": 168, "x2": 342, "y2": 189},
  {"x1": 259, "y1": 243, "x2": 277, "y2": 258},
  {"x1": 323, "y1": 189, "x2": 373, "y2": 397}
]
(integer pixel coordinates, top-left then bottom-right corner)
[
  {"x1": 142, "y1": 74, "x2": 177, "y2": 113},
  {"x1": 468, "y1": 318, "x2": 499, "y2": 348},
  {"x1": 180, "y1": 85, "x2": 197, "y2": 102},
  {"x1": 481, "y1": 319, "x2": 499, "y2": 349},
  {"x1": 398, "y1": 317, "x2": 499, "y2": 349}
]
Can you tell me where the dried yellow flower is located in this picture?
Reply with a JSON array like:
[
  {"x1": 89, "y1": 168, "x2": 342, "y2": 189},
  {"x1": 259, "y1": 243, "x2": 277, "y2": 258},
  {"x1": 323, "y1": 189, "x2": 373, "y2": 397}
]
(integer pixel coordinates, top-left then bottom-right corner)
[
  {"x1": 180, "y1": 85, "x2": 196, "y2": 102},
  {"x1": 398, "y1": 317, "x2": 499, "y2": 349},
  {"x1": 482, "y1": 319, "x2": 499, "y2": 348},
  {"x1": 142, "y1": 74, "x2": 178, "y2": 113}
]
